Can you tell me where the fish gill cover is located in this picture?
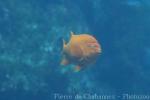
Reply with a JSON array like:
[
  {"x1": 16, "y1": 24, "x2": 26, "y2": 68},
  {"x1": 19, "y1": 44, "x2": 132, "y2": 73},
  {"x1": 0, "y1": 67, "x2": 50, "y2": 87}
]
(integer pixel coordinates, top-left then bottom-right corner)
[{"x1": 0, "y1": 0, "x2": 150, "y2": 100}]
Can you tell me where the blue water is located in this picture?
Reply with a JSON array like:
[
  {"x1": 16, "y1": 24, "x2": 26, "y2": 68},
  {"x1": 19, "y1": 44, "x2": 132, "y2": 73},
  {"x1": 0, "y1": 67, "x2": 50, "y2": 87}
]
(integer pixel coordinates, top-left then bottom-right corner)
[{"x1": 0, "y1": 0, "x2": 150, "y2": 100}]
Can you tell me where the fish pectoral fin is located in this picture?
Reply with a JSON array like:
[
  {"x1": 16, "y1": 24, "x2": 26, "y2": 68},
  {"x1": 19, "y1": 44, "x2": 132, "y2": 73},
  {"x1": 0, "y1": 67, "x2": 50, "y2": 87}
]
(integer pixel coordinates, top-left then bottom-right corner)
[
  {"x1": 63, "y1": 39, "x2": 67, "y2": 49},
  {"x1": 74, "y1": 65, "x2": 81, "y2": 72},
  {"x1": 70, "y1": 31, "x2": 75, "y2": 37},
  {"x1": 61, "y1": 58, "x2": 69, "y2": 66},
  {"x1": 79, "y1": 57, "x2": 84, "y2": 61}
]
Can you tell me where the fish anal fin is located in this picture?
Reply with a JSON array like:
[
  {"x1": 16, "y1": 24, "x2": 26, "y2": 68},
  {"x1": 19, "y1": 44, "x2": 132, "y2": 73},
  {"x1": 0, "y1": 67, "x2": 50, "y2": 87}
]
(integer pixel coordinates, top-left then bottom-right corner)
[
  {"x1": 61, "y1": 58, "x2": 69, "y2": 66},
  {"x1": 74, "y1": 65, "x2": 81, "y2": 72}
]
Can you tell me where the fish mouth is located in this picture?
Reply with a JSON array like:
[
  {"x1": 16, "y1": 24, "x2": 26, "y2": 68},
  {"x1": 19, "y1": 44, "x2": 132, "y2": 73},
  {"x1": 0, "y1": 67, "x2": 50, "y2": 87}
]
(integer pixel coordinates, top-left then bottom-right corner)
[{"x1": 96, "y1": 48, "x2": 102, "y2": 54}]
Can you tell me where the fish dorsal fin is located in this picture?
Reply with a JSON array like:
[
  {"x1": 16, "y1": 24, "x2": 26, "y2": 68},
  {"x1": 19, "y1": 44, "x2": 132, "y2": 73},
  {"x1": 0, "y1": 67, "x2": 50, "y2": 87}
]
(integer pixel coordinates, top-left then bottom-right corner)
[
  {"x1": 70, "y1": 31, "x2": 75, "y2": 37},
  {"x1": 63, "y1": 39, "x2": 67, "y2": 49}
]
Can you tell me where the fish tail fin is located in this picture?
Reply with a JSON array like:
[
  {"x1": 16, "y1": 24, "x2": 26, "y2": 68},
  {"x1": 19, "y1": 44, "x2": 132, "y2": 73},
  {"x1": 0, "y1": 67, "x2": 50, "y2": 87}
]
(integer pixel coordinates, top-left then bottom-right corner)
[{"x1": 52, "y1": 37, "x2": 63, "y2": 54}]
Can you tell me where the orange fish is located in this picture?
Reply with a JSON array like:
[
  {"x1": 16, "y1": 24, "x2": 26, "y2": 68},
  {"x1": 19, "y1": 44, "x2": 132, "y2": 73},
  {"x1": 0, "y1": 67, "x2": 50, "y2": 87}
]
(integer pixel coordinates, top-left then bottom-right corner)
[{"x1": 61, "y1": 32, "x2": 102, "y2": 72}]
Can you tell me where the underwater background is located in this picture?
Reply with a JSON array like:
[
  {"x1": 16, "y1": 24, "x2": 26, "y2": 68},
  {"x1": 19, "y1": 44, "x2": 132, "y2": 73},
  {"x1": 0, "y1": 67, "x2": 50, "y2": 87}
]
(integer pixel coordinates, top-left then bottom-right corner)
[{"x1": 0, "y1": 0, "x2": 150, "y2": 100}]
